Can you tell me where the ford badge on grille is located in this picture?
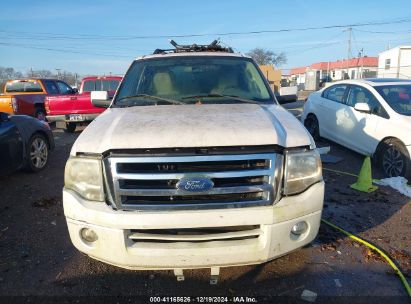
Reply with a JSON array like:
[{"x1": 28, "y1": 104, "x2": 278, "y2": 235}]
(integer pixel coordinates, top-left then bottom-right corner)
[{"x1": 177, "y1": 177, "x2": 214, "y2": 192}]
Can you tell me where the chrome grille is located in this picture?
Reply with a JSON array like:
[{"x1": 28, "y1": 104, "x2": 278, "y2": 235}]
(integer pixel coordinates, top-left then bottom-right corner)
[{"x1": 105, "y1": 153, "x2": 279, "y2": 210}]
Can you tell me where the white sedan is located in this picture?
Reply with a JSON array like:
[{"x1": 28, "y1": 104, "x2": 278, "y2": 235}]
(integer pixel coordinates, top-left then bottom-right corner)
[{"x1": 301, "y1": 78, "x2": 411, "y2": 179}]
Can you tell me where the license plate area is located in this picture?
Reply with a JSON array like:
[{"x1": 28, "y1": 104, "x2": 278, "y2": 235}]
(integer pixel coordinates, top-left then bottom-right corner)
[{"x1": 68, "y1": 114, "x2": 83, "y2": 121}]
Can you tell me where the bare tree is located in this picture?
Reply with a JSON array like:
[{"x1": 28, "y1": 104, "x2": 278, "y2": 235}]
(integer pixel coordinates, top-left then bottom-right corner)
[
  {"x1": 0, "y1": 67, "x2": 23, "y2": 89},
  {"x1": 246, "y1": 48, "x2": 287, "y2": 66}
]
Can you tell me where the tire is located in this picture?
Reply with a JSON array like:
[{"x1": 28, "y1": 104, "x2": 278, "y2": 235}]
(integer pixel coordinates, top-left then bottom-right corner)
[
  {"x1": 304, "y1": 114, "x2": 320, "y2": 140},
  {"x1": 64, "y1": 122, "x2": 77, "y2": 133},
  {"x1": 26, "y1": 134, "x2": 49, "y2": 172},
  {"x1": 34, "y1": 108, "x2": 46, "y2": 121},
  {"x1": 378, "y1": 138, "x2": 410, "y2": 178}
]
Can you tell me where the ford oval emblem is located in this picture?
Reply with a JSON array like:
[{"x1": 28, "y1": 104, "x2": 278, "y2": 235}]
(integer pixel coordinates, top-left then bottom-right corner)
[{"x1": 176, "y1": 177, "x2": 214, "y2": 192}]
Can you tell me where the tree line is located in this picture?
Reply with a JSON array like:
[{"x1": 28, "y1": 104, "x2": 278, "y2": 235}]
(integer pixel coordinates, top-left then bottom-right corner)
[{"x1": 0, "y1": 67, "x2": 79, "y2": 89}]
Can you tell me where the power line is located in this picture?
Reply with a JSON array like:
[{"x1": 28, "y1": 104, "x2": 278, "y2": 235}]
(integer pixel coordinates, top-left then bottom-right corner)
[{"x1": 1, "y1": 17, "x2": 411, "y2": 40}]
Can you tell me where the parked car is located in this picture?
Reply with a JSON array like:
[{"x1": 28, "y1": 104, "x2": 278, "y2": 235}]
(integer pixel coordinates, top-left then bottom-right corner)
[
  {"x1": 0, "y1": 78, "x2": 75, "y2": 120},
  {"x1": 62, "y1": 41, "x2": 324, "y2": 277},
  {"x1": 45, "y1": 76, "x2": 122, "y2": 133},
  {"x1": 302, "y1": 78, "x2": 411, "y2": 179},
  {"x1": 0, "y1": 112, "x2": 54, "y2": 176}
]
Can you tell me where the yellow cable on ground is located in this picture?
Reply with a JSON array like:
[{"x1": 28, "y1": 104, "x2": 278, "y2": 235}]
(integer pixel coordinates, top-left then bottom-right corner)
[
  {"x1": 321, "y1": 219, "x2": 411, "y2": 298},
  {"x1": 322, "y1": 167, "x2": 380, "y2": 183}
]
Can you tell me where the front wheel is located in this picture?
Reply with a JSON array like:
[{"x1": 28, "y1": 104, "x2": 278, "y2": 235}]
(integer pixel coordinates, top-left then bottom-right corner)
[
  {"x1": 378, "y1": 139, "x2": 410, "y2": 178},
  {"x1": 304, "y1": 115, "x2": 320, "y2": 140},
  {"x1": 26, "y1": 134, "x2": 49, "y2": 172}
]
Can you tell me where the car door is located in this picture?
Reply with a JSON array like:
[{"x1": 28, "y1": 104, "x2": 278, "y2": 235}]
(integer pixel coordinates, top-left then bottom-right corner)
[
  {"x1": 0, "y1": 114, "x2": 24, "y2": 175},
  {"x1": 316, "y1": 84, "x2": 349, "y2": 142},
  {"x1": 338, "y1": 85, "x2": 386, "y2": 155}
]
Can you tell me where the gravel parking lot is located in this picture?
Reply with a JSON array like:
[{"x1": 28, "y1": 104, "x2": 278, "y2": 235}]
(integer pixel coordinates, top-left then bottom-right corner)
[{"x1": 0, "y1": 117, "x2": 410, "y2": 303}]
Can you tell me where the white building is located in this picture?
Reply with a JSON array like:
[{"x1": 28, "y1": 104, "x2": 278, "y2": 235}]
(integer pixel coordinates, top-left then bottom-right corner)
[{"x1": 378, "y1": 45, "x2": 411, "y2": 79}]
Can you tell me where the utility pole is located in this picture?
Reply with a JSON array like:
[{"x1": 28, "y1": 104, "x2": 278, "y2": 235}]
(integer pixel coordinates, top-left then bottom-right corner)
[
  {"x1": 342, "y1": 27, "x2": 352, "y2": 79},
  {"x1": 55, "y1": 68, "x2": 61, "y2": 79},
  {"x1": 346, "y1": 27, "x2": 352, "y2": 60}
]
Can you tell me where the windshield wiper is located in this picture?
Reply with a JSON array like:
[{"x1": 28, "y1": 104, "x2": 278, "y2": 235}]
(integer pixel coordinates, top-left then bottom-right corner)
[
  {"x1": 117, "y1": 94, "x2": 184, "y2": 106},
  {"x1": 181, "y1": 93, "x2": 261, "y2": 104}
]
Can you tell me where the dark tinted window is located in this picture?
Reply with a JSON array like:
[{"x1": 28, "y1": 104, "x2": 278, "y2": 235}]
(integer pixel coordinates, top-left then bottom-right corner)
[
  {"x1": 43, "y1": 80, "x2": 59, "y2": 94},
  {"x1": 323, "y1": 85, "x2": 347, "y2": 103},
  {"x1": 101, "y1": 80, "x2": 110, "y2": 91},
  {"x1": 109, "y1": 80, "x2": 120, "y2": 91},
  {"x1": 57, "y1": 81, "x2": 73, "y2": 94},
  {"x1": 83, "y1": 80, "x2": 95, "y2": 92}
]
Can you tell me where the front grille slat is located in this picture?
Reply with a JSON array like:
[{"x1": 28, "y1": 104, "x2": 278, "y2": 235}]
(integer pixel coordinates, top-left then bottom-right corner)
[
  {"x1": 117, "y1": 183, "x2": 271, "y2": 196},
  {"x1": 106, "y1": 152, "x2": 277, "y2": 210}
]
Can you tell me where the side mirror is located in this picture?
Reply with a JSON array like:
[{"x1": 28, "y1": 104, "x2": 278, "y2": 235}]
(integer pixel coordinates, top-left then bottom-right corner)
[
  {"x1": 91, "y1": 91, "x2": 111, "y2": 108},
  {"x1": 354, "y1": 102, "x2": 371, "y2": 113},
  {"x1": 0, "y1": 112, "x2": 9, "y2": 122},
  {"x1": 71, "y1": 88, "x2": 79, "y2": 94}
]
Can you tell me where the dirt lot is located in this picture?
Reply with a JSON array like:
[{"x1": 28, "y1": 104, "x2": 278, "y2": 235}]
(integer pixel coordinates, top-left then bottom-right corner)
[{"x1": 0, "y1": 121, "x2": 410, "y2": 303}]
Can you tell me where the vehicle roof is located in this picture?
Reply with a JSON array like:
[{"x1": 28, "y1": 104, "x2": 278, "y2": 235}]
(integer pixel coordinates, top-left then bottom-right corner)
[
  {"x1": 82, "y1": 76, "x2": 123, "y2": 81},
  {"x1": 329, "y1": 78, "x2": 411, "y2": 87},
  {"x1": 136, "y1": 51, "x2": 250, "y2": 60},
  {"x1": 5, "y1": 78, "x2": 60, "y2": 82}
]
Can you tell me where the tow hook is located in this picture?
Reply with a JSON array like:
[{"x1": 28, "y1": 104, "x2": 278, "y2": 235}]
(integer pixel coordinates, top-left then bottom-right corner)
[
  {"x1": 173, "y1": 269, "x2": 185, "y2": 281},
  {"x1": 173, "y1": 267, "x2": 221, "y2": 285},
  {"x1": 210, "y1": 267, "x2": 220, "y2": 285}
]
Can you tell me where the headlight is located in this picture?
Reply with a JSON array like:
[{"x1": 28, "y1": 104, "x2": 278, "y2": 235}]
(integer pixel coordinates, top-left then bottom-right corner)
[
  {"x1": 64, "y1": 157, "x2": 104, "y2": 201},
  {"x1": 283, "y1": 150, "x2": 322, "y2": 195}
]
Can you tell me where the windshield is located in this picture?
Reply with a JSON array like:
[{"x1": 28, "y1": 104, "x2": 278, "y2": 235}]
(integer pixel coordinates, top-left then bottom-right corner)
[
  {"x1": 5, "y1": 80, "x2": 44, "y2": 93},
  {"x1": 114, "y1": 56, "x2": 274, "y2": 107},
  {"x1": 375, "y1": 85, "x2": 411, "y2": 116}
]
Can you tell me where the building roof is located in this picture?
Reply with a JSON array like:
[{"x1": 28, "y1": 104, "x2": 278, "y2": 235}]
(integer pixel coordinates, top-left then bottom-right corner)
[
  {"x1": 290, "y1": 66, "x2": 307, "y2": 75},
  {"x1": 290, "y1": 57, "x2": 378, "y2": 75},
  {"x1": 379, "y1": 45, "x2": 411, "y2": 55}
]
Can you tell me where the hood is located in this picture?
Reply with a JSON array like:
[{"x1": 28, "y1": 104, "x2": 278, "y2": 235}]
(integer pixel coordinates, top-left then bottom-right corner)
[{"x1": 71, "y1": 104, "x2": 314, "y2": 155}]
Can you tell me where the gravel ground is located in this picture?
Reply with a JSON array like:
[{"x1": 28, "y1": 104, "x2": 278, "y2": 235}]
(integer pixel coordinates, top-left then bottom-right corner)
[{"x1": 0, "y1": 121, "x2": 410, "y2": 303}]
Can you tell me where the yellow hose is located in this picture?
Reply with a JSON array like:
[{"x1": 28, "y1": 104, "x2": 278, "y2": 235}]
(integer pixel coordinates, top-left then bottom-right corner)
[
  {"x1": 321, "y1": 219, "x2": 411, "y2": 297},
  {"x1": 322, "y1": 167, "x2": 380, "y2": 183}
]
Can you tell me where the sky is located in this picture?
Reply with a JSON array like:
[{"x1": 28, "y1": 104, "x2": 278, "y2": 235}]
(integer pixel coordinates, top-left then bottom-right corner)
[{"x1": 0, "y1": 0, "x2": 411, "y2": 76}]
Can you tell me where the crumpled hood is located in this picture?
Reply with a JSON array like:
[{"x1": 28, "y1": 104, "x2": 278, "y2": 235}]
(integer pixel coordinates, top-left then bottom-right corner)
[{"x1": 70, "y1": 104, "x2": 314, "y2": 155}]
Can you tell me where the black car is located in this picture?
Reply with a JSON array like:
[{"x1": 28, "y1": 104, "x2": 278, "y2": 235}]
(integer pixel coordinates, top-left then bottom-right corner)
[{"x1": 0, "y1": 112, "x2": 54, "y2": 175}]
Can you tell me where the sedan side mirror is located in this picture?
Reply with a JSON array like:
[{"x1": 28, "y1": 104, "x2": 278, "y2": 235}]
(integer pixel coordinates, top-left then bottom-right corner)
[
  {"x1": 354, "y1": 102, "x2": 371, "y2": 113},
  {"x1": 91, "y1": 91, "x2": 112, "y2": 108}
]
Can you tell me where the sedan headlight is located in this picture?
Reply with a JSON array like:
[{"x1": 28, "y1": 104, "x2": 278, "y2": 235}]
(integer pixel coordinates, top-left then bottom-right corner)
[
  {"x1": 284, "y1": 150, "x2": 322, "y2": 195},
  {"x1": 64, "y1": 157, "x2": 104, "y2": 201}
]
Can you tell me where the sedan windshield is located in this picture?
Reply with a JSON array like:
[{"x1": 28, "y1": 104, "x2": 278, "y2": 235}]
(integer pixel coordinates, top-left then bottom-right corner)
[
  {"x1": 114, "y1": 56, "x2": 274, "y2": 107},
  {"x1": 375, "y1": 84, "x2": 411, "y2": 116}
]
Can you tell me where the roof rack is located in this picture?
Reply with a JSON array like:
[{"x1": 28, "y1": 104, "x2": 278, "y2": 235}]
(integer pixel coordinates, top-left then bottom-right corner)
[{"x1": 153, "y1": 40, "x2": 234, "y2": 55}]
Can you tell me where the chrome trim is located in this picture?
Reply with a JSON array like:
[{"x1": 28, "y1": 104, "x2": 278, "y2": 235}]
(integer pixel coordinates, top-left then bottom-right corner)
[
  {"x1": 106, "y1": 153, "x2": 277, "y2": 210},
  {"x1": 118, "y1": 183, "x2": 271, "y2": 197},
  {"x1": 128, "y1": 228, "x2": 262, "y2": 242}
]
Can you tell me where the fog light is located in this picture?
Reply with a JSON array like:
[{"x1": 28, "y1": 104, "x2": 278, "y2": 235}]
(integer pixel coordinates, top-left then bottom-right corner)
[
  {"x1": 80, "y1": 228, "x2": 98, "y2": 243},
  {"x1": 291, "y1": 221, "x2": 308, "y2": 236}
]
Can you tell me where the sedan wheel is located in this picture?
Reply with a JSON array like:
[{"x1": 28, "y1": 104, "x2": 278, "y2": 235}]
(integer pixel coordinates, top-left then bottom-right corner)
[
  {"x1": 27, "y1": 134, "x2": 49, "y2": 172},
  {"x1": 379, "y1": 139, "x2": 409, "y2": 178}
]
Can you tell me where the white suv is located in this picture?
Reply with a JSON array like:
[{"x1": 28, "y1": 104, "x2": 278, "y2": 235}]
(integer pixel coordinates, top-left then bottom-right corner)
[
  {"x1": 63, "y1": 42, "x2": 324, "y2": 279},
  {"x1": 302, "y1": 78, "x2": 411, "y2": 179}
]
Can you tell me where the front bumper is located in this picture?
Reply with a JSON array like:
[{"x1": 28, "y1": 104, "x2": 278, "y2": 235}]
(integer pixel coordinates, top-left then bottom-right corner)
[{"x1": 63, "y1": 182, "x2": 324, "y2": 270}]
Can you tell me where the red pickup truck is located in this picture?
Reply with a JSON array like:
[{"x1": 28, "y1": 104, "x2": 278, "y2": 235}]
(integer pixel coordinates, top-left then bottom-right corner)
[
  {"x1": 45, "y1": 76, "x2": 122, "y2": 132},
  {"x1": 0, "y1": 78, "x2": 75, "y2": 120}
]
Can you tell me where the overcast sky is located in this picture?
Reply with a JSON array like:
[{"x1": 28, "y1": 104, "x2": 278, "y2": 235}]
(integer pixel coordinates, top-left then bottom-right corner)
[{"x1": 1, "y1": 0, "x2": 410, "y2": 76}]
